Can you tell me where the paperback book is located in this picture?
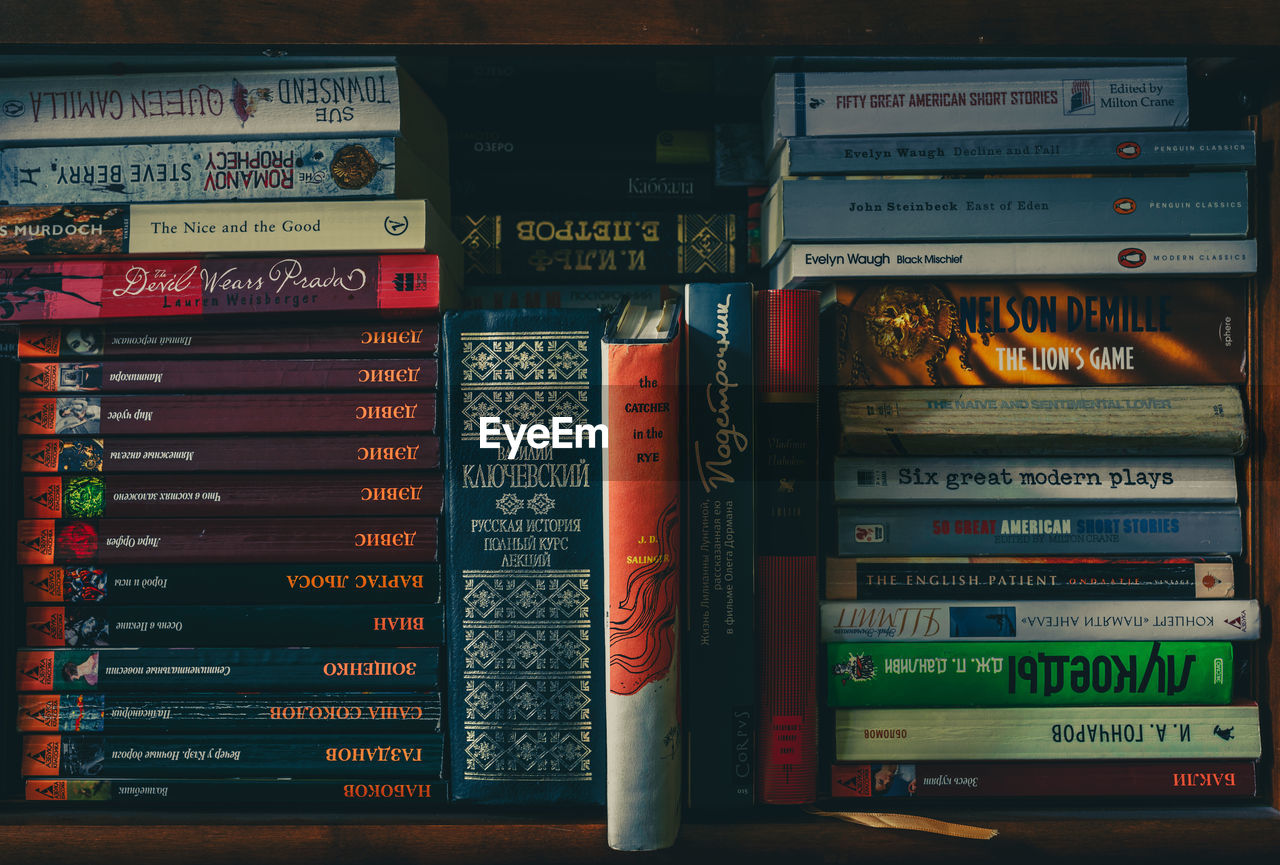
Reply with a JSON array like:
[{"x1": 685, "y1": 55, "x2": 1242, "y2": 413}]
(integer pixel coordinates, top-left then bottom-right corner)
[{"x1": 26, "y1": 778, "x2": 448, "y2": 804}]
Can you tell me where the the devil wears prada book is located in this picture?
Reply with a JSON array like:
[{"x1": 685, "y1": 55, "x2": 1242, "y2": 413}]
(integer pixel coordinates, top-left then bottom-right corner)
[{"x1": 443, "y1": 307, "x2": 608, "y2": 806}]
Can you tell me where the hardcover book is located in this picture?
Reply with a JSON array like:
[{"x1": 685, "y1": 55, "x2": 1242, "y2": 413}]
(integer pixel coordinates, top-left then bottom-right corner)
[
  {"x1": 821, "y1": 280, "x2": 1247, "y2": 387},
  {"x1": 775, "y1": 130, "x2": 1255, "y2": 175},
  {"x1": 830, "y1": 760, "x2": 1256, "y2": 798},
  {"x1": 683, "y1": 282, "x2": 755, "y2": 809},
  {"x1": 755, "y1": 288, "x2": 820, "y2": 805},
  {"x1": 17, "y1": 692, "x2": 442, "y2": 732},
  {"x1": 0, "y1": 137, "x2": 448, "y2": 210},
  {"x1": 442, "y1": 307, "x2": 608, "y2": 806},
  {"x1": 819, "y1": 599, "x2": 1259, "y2": 641},
  {"x1": 22, "y1": 562, "x2": 441, "y2": 605},
  {"x1": 765, "y1": 66, "x2": 1190, "y2": 160},
  {"x1": 825, "y1": 640, "x2": 1233, "y2": 706},
  {"x1": 602, "y1": 298, "x2": 683, "y2": 850},
  {"x1": 20, "y1": 435, "x2": 441, "y2": 474},
  {"x1": 0, "y1": 201, "x2": 461, "y2": 283},
  {"x1": 770, "y1": 240, "x2": 1258, "y2": 287},
  {"x1": 16, "y1": 320, "x2": 440, "y2": 358},
  {"x1": 458, "y1": 211, "x2": 739, "y2": 284},
  {"x1": 834, "y1": 504, "x2": 1242, "y2": 556},
  {"x1": 836, "y1": 385, "x2": 1247, "y2": 455},
  {"x1": 26, "y1": 778, "x2": 448, "y2": 804},
  {"x1": 833, "y1": 456, "x2": 1239, "y2": 502},
  {"x1": 824, "y1": 557, "x2": 1236, "y2": 600},
  {"x1": 0, "y1": 254, "x2": 455, "y2": 323},
  {"x1": 17, "y1": 393, "x2": 438, "y2": 436},
  {"x1": 833, "y1": 704, "x2": 1261, "y2": 761},
  {"x1": 16, "y1": 647, "x2": 440, "y2": 692},
  {"x1": 763, "y1": 173, "x2": 1249, "y2": 263},
  {"x1": 22, "y1": 733, "x2": 443, "y2": 778},
  {"x1": 24, "y1": 604, "x2": 444, "y2": 647},
  {"x1": 16, "y1": 517, "x2": 437, "y2": 564},
  {"x1": 18, "y1": 358, "x2": 438, "y2": 393}
]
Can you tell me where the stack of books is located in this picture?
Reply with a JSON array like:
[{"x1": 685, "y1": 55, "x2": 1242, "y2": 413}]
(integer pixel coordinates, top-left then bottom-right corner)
[
  {"x1": 758, "y1": 59, "x2": 1262, "y2": 802},
  {"x1": 1, "y1": 63, "x2": 457, "y2": 805}
]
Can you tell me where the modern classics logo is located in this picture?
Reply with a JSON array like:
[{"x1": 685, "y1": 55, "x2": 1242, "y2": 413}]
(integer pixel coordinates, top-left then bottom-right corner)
[
  {"x1": 1117, "y1": 248, "x2": 1146, "y2": 269},
  {"x1": 2, "y1": 99, "x2": 24, "y2": 118}
]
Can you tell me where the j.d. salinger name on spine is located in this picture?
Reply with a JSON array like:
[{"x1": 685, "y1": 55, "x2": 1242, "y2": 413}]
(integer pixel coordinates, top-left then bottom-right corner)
[
  {"x1": 16, "y1": 648, "x2": 439, "y2": 692},
  {"x1": 22, "y1": 562, "x2": 441, "y2": 605},
  {"x1": 819, "y1": 599, "x2": 1260, "y2": 641}
]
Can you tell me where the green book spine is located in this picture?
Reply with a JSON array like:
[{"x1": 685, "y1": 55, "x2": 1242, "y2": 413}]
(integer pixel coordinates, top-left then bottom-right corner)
[
  {"x1": 834, "y1": 704, "x2": 1261, "y2": 761},
  {"x1": 827, "y1": 641, "x2": 1232, "y2": 707}
]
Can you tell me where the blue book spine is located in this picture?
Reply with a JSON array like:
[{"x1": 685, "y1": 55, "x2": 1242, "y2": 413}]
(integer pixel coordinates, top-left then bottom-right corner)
[
  {"x1": 0, "y1": 138, "x2": 408, "y2": 204},
  {"x1": 442, "y1": 308, "x2": 608, "y2": 806},
  {"x1": 780, "y1": 130, "x2": 1256, "y2": 175},
  {"x1": 683, "y1": 282, "x2": 755, "y2": 808},
  {"x1": 836, "y1": 505, "x2": 1242, "y2": 556},
  {"x1": 763, "y1": 173, "x2": 1249, "y2": 262}
]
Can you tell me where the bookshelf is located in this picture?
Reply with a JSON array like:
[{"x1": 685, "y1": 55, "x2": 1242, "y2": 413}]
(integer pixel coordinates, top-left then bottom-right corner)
[{"x1": 2, "y1": 0, "x2": 1279, "y2": 858}]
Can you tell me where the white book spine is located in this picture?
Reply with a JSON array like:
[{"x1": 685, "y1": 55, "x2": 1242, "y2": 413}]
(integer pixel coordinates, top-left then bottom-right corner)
[{"x1": 819, "y1": 599, "x2": 1260, "y2": 641}]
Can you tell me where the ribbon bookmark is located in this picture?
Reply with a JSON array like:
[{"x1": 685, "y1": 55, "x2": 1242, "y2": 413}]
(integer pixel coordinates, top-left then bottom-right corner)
[{"x1": 806, "y1": 808, "x2": 999, "y2": 840}]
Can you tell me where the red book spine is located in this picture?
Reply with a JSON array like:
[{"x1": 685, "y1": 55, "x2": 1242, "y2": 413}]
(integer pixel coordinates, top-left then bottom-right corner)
[
  {"x1": 755, "y1": 288, "x2": 819, "y2": 804},
  {"x1": 831, "y1": 761, "x2": 1257, "y2": 798},
  {"x1": 16, "y1": 517, "x2": 437, "y2": 564},
  {"x1": 18, "y1": 358, "x2": 438, "y2": 393},
  {"x1": 17, "y1": 393, "x2": 437, "y2": 435}
]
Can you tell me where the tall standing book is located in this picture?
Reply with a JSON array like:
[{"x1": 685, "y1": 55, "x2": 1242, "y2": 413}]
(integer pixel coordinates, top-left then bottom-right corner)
[
  {"x1": 684, "y1": 282, "x2": 755, "y2": 809},
  {"x1": 442, "y1": 307, "x2": 608, "y2": 806},
  {"x1": 602, "y1": 298, "x2": 683, "y2": 850},
  {"x1": 755, "y1": 287, "x2": 819, "y2": 805}
]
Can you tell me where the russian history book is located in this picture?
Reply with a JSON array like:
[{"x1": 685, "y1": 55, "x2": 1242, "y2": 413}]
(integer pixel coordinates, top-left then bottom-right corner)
[
  {"x1": 819, "y1": 599, "x2": 1259, "y2": 641},
  {"x1": 821, "y1": 280, "x2": 1247, "y2": 387},
  {"x1": 602, "y1": 298, "x2": 682, "y2": 850},
  {"x1": 16, "y1": 647, "x2": 439, "y2": 692},
  {"x1": 683, "y1": 282, "x2": 755, "y2": 809},
  {"x1": 442, "y1": 308, "x2": 608, "y2": 805},
  {"x1": 824, "y1": 640, "x2": 1233, "y2": 706},
  {"x1": 763, "y1": 173, "x2": 1248, "y2": 263}
]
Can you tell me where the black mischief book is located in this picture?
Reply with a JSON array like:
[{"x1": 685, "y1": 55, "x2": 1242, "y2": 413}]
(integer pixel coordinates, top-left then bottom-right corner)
[{"x1": 443, "y1": 308, "x2": 609, "y2": 805}]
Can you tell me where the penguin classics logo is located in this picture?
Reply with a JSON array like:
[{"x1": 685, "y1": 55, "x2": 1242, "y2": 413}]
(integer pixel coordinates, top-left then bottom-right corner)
[
  {"x1": 1118, "y1": 248, "x2": 1147, "y2": 269},
  {"x1": 1064, "y1": 79, "x2": 1096, "y2": 115},
  {"x1": 1113, "y1": 198, "x2": 1137, "y2": 215},
  {"x1": 1116, "y1": 142, "x2": 1141, "y2": 160}
]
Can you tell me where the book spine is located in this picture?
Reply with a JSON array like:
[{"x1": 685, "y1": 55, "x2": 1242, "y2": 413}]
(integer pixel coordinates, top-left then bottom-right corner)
[
  {"x1": 23, "y1": 562, "x2": 442, "y2": 605},
  {"x1": 835, "y1": 504, "x2": 1242, "y2": 556},
  {"x1": 837, "y1": 385, "x2": 1248, "y2": 456},
  {"x1": 442, "y1": 308, "x2": 608, "y2": 806},
  {"x1": 17, "y1": 320, "x2": 440, "y2": 358},
  {"x1": 17, "y1": 647, "x2": 440, "y2": 692},
  {"x1": 824, "y1": 558, "x2": 1236, "y2": 600},
  {"x1": 0, "y1": 138, "x2": 411, "y2": 203},
  {"x1": 822, "y1": 280, "x2": 1248, "y2": 387},
  {"x1": 829, "y1": 760, "x2": 1256, "y2": 798},
  {"x1": 833, "y1": 705, "x2": 1261, "y2": 761},
  {"x1": 825, "y1": 641, "x2": 1233, "y2": 706},
  {"x1": 22, "y1": 472, "x2": 443, "y2": 519},
  {"x1": 26, "y1": 777, "x2": 449, "y2": 803},
  {"x1": 602, "y1": 313, "x2": 683, "y2": 849},
  {"x1": 19, "y1": 357, "x2": 438, "y2": 393},
  {"x1": 769, "y1": 66, "x2": 1190, "y2": 148},
  {"x1": 0, "y1": 67, "x2": 411, "y2": 144},
  {"x1": 771, "y1": 240, "x2": 1258, "y2": 286},
  {"x1": 833, "y1": 457, "x2": 1239, "y2": 502},
  {"x1": 819, "y1": 599, "x2": 1260, "y2": 641},
  {"x1": 0, "y1": 201, "x2": 460, "y2": 283},
  {"x1": 24, "y1": 604, "x2": 445, "y2": 648},
  {"x1": 452, "y1": 125, "x2": 713, "y2": 167},
  {"x1": 458, "y1": 212, "x2": 740, "y2": 284},
  {"x1": 20, "y1": 435, "x2": 441, "y2": 473},
  {"x1": 683, "y1": 283, "x2": 755, "y2": 808},
  {"x1": 764, "y1": 173, "x2": 1248, "y2": 262},
  {"x1": 0, "y1": 254, "x2": 449, "y2": 323},
  {"x1": 17, "y1": 393, "x2": 438, "y2": 436},
  {"x1": 17, "y1": 692, "x2": 442, "y2": 732},
  {"x1": 781, "y1": 130, "x2": 1255, "y2": 174},
  {"x1": 755, "y1": 288, "x2": 819, "y2": 805},
  {"x1": 17, "y1": 517, "x2": 438, "y2": 564},
  {"x1": 21, "y1": 733, "x2": 443, "y2": 778},
  {"x1": 454, "y1": 165, "x2": 721, "y2": 207}
]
